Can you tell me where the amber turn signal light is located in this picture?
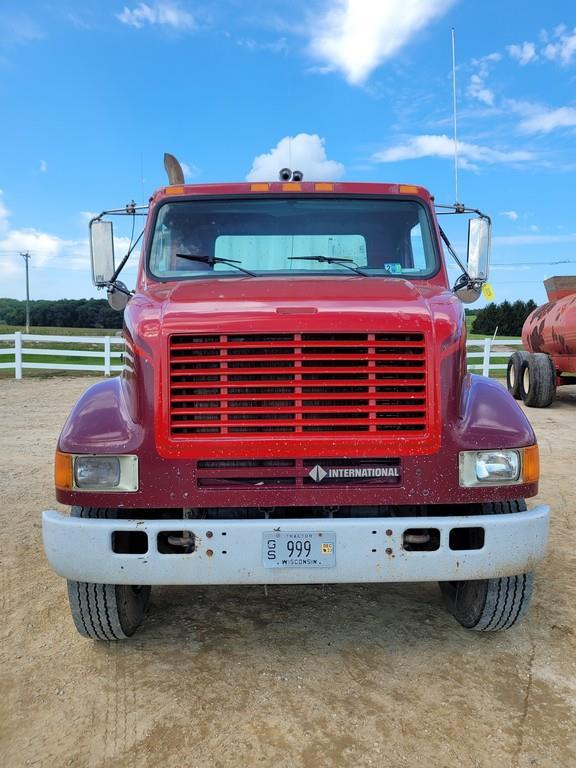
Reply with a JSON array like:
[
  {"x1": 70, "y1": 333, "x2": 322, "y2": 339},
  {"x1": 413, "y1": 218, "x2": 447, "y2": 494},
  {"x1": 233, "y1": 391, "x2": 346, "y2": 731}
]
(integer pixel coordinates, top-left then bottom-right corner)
[
  {"x1": 54, "y1": 451, "x2": 73, "y2": 490},
  {"x1": 522, "y1": 444, "x2": 540, "y2": 484}
]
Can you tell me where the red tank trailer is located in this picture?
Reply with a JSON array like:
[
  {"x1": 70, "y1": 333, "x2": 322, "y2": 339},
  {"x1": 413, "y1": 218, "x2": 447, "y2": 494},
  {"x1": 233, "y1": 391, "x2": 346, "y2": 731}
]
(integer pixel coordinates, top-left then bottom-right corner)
[{"x1": 507, "y1": 276, "x2": 576, "y2": 407}]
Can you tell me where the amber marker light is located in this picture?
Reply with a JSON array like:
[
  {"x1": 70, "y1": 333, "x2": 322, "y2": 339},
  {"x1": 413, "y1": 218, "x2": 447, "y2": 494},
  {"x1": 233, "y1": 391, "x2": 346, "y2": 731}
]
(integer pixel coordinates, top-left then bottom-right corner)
[
  {"x1": 315, "y1": 183, "x2": 334, "y2": 192},
  {"x1": 54, "y1": 451, "x2": 73, "y2": 490},
  {"x1": 282, "y1": 183, "x2": 302, "y2": 192},
  {"x1": 165, "y1": 186, "x2": 185, "y2": 195},
  {"x1": 251, "y1": 183, "x2": 269, "y2": 192},
  {"x1": 399, "y1": 185, "x2": 419, "y2": 194},
  {"x1": 522, "y1": 444, "x2": 540, "y2": 483}
]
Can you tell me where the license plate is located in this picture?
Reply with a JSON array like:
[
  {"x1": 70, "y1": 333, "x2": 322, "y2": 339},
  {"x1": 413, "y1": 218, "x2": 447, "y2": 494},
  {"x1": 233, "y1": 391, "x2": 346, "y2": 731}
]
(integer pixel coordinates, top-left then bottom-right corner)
[{"x1": 263, "y1": 531, "x2": 336, "y2": 568}]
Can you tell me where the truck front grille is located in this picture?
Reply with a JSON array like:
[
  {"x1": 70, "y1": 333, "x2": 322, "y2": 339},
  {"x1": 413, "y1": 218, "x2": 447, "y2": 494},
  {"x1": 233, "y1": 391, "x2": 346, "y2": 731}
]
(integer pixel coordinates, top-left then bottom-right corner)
[{"x1": 169, "y1": 332, "x2": 427, "y2": 438}]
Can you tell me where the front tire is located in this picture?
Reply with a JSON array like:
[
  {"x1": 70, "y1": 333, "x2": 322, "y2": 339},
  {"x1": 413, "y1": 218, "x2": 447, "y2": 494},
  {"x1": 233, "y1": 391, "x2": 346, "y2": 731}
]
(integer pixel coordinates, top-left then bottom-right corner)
[
  {"x1": 439, "y1": 500, "x2": 535, "y2": 631},
  {"x1": 66, "y1": 507, "x2": 151, "y2": 640}
]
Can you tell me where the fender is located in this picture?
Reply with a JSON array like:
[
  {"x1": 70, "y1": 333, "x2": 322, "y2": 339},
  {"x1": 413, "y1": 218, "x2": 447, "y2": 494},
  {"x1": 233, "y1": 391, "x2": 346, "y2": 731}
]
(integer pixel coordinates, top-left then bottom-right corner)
[
  {"x1": 456, "y1": 374, "x2": 536, "y2": 448},
  {"x1": 58, "y1": 377, "x2": 144, "y2": 454}
]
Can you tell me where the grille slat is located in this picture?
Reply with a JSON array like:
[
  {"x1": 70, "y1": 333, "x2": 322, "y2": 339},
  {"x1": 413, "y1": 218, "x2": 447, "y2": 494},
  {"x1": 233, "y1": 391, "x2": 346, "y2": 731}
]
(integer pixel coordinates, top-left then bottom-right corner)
[{"x1": 169, "y1": 333, "x2": 428, "y2": 437}]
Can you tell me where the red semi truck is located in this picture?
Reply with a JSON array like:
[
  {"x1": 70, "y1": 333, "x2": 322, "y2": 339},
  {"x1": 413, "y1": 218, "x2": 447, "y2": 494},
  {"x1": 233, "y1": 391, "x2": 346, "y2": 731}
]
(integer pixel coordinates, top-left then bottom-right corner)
[
  {"x1": 507, "y1": 276, "x2": 576, "y2": 407},
  {"x1": 42, "y1": 158, "x2": 550, "y2": 639}
]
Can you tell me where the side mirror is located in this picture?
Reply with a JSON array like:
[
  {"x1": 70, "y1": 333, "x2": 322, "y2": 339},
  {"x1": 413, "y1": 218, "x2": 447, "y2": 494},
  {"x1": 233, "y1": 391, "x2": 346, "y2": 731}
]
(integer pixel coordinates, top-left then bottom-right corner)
[
  {"x1": 467, "y1": 216, "x2": 491, "y2": 281},
  {"x1": 90, "y1": 220, "x2": 115, "y2": 286}
]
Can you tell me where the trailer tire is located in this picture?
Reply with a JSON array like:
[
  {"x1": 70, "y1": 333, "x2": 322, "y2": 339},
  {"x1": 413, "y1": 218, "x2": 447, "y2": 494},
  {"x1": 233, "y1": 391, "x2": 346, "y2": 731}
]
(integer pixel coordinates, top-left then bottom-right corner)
[
  {"x1": 439, "y1": 500, "x2": 535, "y2": 631},
  {"x1": 520, "y1": 353, "x2": 556, "y2": 408},
  {"x1": 506, "y1": 351, "x2": 530, "y2": 399},
  {"x1": 66, "y1": 507, "x2": 151, "y2": 640}
]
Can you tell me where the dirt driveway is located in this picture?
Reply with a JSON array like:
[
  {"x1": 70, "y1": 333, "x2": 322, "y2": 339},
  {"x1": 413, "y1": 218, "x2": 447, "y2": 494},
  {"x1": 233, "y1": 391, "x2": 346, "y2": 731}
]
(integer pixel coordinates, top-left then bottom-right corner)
[{"x1": 1, "y1": 377, "x2": 575, "y2": 768}]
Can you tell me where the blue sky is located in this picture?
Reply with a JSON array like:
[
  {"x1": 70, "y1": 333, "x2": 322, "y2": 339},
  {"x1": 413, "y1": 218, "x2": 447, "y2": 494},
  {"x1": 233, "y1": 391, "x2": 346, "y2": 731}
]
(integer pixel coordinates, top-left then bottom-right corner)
[{"x1": 1, "y1": 0, "x2": 576, "y2": 305}]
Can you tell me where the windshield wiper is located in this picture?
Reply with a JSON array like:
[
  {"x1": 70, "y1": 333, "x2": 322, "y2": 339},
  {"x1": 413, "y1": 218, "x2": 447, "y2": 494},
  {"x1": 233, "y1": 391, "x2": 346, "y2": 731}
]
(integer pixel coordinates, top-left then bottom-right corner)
[
  {"x1": 289, "y1": 255, "x2": 369, "y2": 276},
  {"x1": 175, "y1": 253, "x2": 256, "y2": 277}
]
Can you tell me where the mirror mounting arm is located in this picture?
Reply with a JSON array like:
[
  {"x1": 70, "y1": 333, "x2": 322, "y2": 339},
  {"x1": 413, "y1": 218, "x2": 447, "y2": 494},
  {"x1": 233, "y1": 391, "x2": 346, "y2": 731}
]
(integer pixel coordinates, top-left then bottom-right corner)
[
  {"x1": 110, "y1": 228, "x2": 144, "y2": 284},
  {"x1": 439, "y1": 226, "x2": 470, "y2": 279}
]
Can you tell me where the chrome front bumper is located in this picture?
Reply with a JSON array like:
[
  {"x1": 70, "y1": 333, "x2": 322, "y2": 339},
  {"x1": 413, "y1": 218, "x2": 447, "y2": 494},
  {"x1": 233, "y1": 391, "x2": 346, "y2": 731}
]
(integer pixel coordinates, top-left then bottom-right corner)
[{"x1": 42, "y1": 506, "x2": 550, "y2": 586}]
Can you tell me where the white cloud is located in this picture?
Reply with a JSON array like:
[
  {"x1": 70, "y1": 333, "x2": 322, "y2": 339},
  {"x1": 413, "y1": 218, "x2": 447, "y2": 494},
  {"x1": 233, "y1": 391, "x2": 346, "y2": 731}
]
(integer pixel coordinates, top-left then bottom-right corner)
[
  {"x1": 372, "y1": 134, "x2": 535, "y2": 169},
  {"x1": 180, "y1": 161, "x2": 201, "y2": 180},
  {"x1": 500, "y1": 210, "x2": 519, "y2": 221},
  {"x1": 467, "y1": 53, "x2": 501, "y2": 106},
  {"x1": 507, "y1": 41, "x2": 538, "y2": 65},
  {"x1": 0, "y1": 192, "x2": 87, "y2": 275},
  {"x1": 468, "y1": 74, "x2": 495, "y2": 106},
  {"x1": 0, "y1": 228, "x2": 69, "y2": 268},
  {"x1": 237, "y1": 37, "x2": 289, "y2": 55},
  {"x1": 519, "y1": 106, "x2": 576, "y2": 134},
  {"x1": 80, "y1": 211, "x2": 98, "y2": 223},
  {"x1": 39, "y1": 160, "x2": 47, "y2": 173},
  {"x1": 307, "y1": 0, "x2": 457, "y2": 85},
  {"x1": 246, "y1": 134, "x2": 344, "y2": 181},
  {"x1": 542, "y1": 26, "x2": 576, "y2": 65},
  {"x1": 0, "y1": 13, "x2": 44, "y2": 46},
  {"x1": 0, "y1": 190, "x2": 10, "y2": 233},
  {"x1": 117, "y1": 2, "x2": 195, "y2": 30}
]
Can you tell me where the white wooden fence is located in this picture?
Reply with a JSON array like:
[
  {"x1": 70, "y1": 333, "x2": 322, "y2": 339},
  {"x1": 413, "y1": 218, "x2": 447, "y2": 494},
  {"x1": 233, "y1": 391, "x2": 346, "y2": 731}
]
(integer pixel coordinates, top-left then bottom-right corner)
[
  {"x1": 0, "y1": 332, "x2": 524, "y2": 380},
  {"x1": 0, "y1": 332, "x2": 124, "y2": 379},
  {"x1": 466, "y1": 337, "x2": 524, "y2": 376}
]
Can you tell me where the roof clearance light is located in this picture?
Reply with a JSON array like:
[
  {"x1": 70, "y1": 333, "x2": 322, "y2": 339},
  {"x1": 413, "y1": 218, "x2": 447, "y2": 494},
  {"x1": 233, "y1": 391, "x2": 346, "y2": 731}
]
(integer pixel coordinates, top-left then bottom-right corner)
[
  {"x1": 251, "y1": 183, "x2": 270, "y2": 192},
  {"x1": 165, "y1": 186, "x2": 185, "y2": 196},
  {"x1": 315, "y1": 183, "x2": 334, "y2": 192},
  {"x1": 399, "y1": 185, "x2": 419, "y2": 194},
  {"x1": 282, "y1": 183, "x2": 302, "y2": 192}
]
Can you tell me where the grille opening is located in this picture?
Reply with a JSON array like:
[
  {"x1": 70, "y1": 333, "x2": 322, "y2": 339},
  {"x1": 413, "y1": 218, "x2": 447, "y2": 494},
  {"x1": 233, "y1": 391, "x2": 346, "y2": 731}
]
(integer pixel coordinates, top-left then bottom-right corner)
[
  {"x1": 228, "y1": 333, "x2": 294, "y2": 343},
  {"x1": 402, "y1": 528, "x2": 440, "y2": 552},
  {"x1": 112, "y1": 531, "x2": 148, "y2": 555},
  {"x1": 449, "y1": 527, "x2": 485, "y2": 551},
  {"x1": 198, "y1": 459, "x2": 296, "y2": 468},
  {"x1": 302, "y1": 333, "x2": 370, "y2": 341},
  {"x1": 169, "y1": 332, "x2": 429, "y2": 438},
  {"x1": 229, "y1": 425, "x2": 296, "y2": 433},
  {"x1": 303, "y1": 346, "x2": 368, "y2": 355},
  {"x1": 198, "y1": 476, "x2": 297, "y2": 488},
  {"x1": 157, "y1": 531, "x2": 196, "y2": 554}
]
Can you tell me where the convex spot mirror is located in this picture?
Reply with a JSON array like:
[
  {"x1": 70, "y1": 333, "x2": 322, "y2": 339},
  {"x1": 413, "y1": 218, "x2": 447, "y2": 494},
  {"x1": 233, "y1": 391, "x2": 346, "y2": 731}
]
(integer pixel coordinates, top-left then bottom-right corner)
[
  {"x1": 90, "y1": 220, "x2": 115, "y2": 287},
  {"x1": 453, "y1": 274, "x2": 482, "y2": 304},
  {"x1": 467, "y1": 216, "x2": 491, "y2": 281},
  {"x1": 107, "y1": 281, "x2": 130, "y2": 311}
]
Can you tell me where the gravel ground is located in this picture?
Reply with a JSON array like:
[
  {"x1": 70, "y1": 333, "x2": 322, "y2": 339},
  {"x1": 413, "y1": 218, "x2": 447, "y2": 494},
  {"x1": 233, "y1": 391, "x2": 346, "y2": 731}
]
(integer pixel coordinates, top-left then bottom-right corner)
[{"x1": 1, "y1": 377, "x2": 575, "y2": 768}]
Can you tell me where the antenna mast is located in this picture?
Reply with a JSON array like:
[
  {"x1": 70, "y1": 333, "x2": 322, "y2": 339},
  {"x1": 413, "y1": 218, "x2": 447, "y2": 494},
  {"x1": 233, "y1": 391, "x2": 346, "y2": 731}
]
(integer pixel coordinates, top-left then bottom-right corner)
[{"x1": 451, "y1": 27, "x2": 460, "y2": 206}]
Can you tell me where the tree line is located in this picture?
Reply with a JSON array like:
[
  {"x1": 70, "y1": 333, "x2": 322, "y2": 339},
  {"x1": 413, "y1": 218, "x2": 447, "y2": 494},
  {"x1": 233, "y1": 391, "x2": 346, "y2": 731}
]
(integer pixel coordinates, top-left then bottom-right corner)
[
  {"x1": 0, "y1": 298, "x2": 123, "y2": 329},
  {"x1": 471, "y1": 299, "x2": 537, "y2": 337}
]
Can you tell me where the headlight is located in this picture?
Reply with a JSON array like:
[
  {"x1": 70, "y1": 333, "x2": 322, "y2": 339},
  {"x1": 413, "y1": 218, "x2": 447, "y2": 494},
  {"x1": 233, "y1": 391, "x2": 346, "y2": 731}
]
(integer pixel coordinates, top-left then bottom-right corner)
[
  {"x1": 75, "y1": 456, "x2": 121, "y2": 488},
  {"x1": 54, "y1": 453, "x2": 139, "y2": 492},
  {"x1": 459, "y1": 445, "x2": 539, "y2": 487}
]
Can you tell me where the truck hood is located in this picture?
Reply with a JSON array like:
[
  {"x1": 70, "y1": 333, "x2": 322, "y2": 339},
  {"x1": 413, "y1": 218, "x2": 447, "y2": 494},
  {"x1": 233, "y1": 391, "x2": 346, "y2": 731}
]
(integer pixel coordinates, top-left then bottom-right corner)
[{"x1": 141, "y1": 276, "x2": 452, "y2": 335}]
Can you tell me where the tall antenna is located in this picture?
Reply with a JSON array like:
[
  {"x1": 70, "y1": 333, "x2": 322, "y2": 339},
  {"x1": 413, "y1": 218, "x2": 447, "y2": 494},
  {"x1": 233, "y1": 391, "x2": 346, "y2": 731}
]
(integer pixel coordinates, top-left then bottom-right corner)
[{"x1": 451, "y1": 27, "x2": 460, "y2": 205}]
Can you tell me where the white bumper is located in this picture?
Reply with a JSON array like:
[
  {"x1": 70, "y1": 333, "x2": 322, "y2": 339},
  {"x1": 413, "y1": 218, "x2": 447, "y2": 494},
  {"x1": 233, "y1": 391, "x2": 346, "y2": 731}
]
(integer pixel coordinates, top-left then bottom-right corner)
[{"x1": 42, "y1": 506, "x2": 550, "y2": 586}]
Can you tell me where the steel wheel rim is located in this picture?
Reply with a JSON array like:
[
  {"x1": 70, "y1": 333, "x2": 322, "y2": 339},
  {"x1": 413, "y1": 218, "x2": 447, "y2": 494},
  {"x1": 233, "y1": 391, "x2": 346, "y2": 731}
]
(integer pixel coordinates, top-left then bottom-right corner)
[{"x1": 523, "y1": 367, "x2": 530, "y2": 394}]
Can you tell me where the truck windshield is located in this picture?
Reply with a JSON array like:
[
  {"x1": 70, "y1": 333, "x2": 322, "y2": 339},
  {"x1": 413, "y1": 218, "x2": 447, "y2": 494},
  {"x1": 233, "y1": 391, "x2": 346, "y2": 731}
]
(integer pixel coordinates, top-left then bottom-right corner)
[{"x1": 148, "y1": 198, "x2": 438, "y2": 279}]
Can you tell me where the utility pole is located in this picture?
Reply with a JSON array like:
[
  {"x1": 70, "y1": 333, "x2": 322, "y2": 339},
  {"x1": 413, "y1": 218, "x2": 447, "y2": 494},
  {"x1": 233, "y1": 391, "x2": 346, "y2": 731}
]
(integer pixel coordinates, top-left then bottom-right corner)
[{"x1": 20, "y1": 251, "x2": 31, "y2": 333}]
